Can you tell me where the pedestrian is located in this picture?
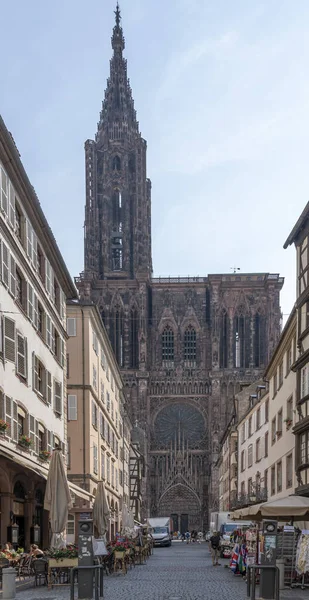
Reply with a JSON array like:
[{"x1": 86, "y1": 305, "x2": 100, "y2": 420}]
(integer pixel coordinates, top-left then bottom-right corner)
[
  {"x1": 209, "y1": 531, "x2": 221, "y2": 566},
  {"x1": 197, "y1": 531, "x2": 203, "y2": 544},
  {"x1": 185, "y1": 530, "x2": 190, "y2": 544}
]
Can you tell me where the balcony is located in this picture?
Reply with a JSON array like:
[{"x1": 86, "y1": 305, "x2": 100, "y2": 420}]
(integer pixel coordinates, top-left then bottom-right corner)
[{"x1": 230, "y1": 487, "x2": 268, "y2": 510}]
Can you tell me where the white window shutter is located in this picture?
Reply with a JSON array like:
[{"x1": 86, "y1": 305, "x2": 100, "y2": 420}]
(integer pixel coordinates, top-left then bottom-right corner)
[
  {"x1": 10, "y1": 255, "x2": 16, "y2": 297},
  {"x1": 54, "y1": 381, "x2": 62, "y2": 415},
  {"x1": 8, "y1": 182, "x2": 15, "y2": 229},
  {"x1": 26, "y1": 220, "x2": 33, "y2": 261},
  {"x1": 60, "y1": 338, "x2": 65, "y2": 367},
  {"x1": 12, "y1": 400, "x2": 18, "y2": 442},
  {"x1": 51, "y1": 323, "x2": 55, "y2": 353},
  {"x1": 47, "y1": 430, "x2": 53, "y2": 453},
  {"x1": 1, "y1": 240, "x2": 9, "y2": 287},
  {"x1": 16, "y1": 333, "x2": 27, "y2": 379},
  {"x1": 67, "y1": 318, "x2": 76, "y2": 337},
  {"x1": 1, "y1": 167, "x2": 8, "y2": 215},
  {"x1": 27, "y1": 283, "x2": 34, "y2": 322},
  {"x1": 33, "y1": 294, "x2": 38, "y2": 329},
  {"x1": 46, "y1": 314, "x2": 51, "y2": 348},
  {"x1": 4, "y1": 317, "x2": 15, "y2": 362},
  {"x1": 29, "y1": 415, "x2": 39, "y2": 453},
  {"x1": 46, "y1": 371, "x2": 52, "y2": 404},
  {"x1": 32, "y1": 232, "x2": 37, "y2": 270},
  {"x1": 5, "y1": 396, "x2": 12, "y2": 437},
  {"x1": 68, "y1": 395, "x2": 77, "y2": 421}
]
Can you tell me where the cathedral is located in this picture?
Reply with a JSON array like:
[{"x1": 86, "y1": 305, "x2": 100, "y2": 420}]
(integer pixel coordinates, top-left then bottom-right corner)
[{"x1": 76, "y1": 5, "x2": 283, "y2": 531}]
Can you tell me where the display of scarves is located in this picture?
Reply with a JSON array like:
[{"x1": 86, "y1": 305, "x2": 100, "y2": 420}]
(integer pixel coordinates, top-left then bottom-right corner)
[{"x1": 296, "y1": 533, "x2": 309, "y2": 575}]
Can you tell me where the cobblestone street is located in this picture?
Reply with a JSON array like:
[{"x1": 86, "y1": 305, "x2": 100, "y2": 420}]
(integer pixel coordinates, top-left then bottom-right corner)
[{"x1": 6, "y1": 542, "x2": 308, "y2": 600}]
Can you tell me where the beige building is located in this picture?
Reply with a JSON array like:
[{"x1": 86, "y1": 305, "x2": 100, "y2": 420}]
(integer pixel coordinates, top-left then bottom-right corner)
[
  {"x1": 265, "y1": 309, "x2": 297, "y2": 501},
  {"x1": 66, "y1": 301, "x2": 131, "y2": 540},
  {"x1": 0, "y1": 116, "x2": 91, "y2": 550},
  {"x1": 237, "y1": 384, "x2": 269, "y2": 507}
]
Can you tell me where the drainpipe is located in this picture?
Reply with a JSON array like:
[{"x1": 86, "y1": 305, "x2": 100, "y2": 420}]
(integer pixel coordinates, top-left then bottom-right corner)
[{"x1": 81, "y1": 308, "x2": 86, "y2": 490}]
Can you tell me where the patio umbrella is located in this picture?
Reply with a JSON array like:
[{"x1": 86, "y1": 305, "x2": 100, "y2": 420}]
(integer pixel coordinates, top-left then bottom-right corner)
[
  {"x1": 93, "y1": 481, "x2": 110, "y2": 539},
  {"x1": 44, "y1": 448, "x2": 72, "y2": 548},
  {"x1": 231, "y1": 496, "x2": 309, "y2": 522},
  {"x1": 122, "y1": 503, "x2": 130, "y2": 530}
]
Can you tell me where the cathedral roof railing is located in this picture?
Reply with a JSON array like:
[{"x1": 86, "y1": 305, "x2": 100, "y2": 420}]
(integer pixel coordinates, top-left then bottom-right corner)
[{"x1": 152, "y1": 273, "x2": 284, "y2": 285}]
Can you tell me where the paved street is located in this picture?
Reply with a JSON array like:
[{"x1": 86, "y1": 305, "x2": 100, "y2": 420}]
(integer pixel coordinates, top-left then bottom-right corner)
[{"x1": 7, "y1": 543, "x2": 307, "y2": 600}]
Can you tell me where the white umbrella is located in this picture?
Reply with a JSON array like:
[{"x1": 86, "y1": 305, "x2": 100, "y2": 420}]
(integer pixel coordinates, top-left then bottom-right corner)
[
  {"x1": 231, "y1": 495, "x2": 309, "y2": 522},
  {"x1": 93, "y1": 481, "x2": 110, "y2": 539},
  {"x1": 122, "y1": 503, "x2": 130, "y2": 530},
  {"x1": 44, "y1": 448, "x2": 72, "y2": 548}
]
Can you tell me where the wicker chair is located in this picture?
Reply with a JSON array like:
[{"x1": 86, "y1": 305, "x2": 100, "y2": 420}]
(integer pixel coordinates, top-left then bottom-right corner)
[{"x1": 33, "y1": 559, "x2": 48, "y2": 587}]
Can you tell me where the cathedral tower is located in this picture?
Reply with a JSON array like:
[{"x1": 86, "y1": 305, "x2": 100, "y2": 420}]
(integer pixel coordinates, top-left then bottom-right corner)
[{"x1": 84, "y1": 4, "x2": 152, "y2": 281}]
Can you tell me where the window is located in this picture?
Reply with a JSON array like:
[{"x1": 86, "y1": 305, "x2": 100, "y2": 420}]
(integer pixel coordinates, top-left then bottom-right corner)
[
  {"x1": 101, "y1": 451, "x2": 105, "y2": 479},
  {"x1": 68, "y1": 395, "x2": 77, "y2": 421},
  {"x1": 300, "y1": 432, "x2": 309, "y2": 465},
  {"x1": 54, "y1": 381, "x2": 62, "y2": 415},
  {"x1": 278, "y1": 362, "x2": 283, "y2": 388},
  {"x1": 184, "y1": 326, "x2": 197, "y2": 366},
  {"x1": 3, "y1": 317, "x2": 15, "y2": 362},
  {"x1": 37, "y1": 302, "x2": 44, "y2": 337},
  {"x1": 29, "y1": 415, "x2": 39, "y2": 453},
  {"x1": 277, "y1": 409, "x2": 283, "y2": 439},
  {"x1": 92, "y1": 401, "x2": 98, "y2": 429},
  {"x1": 106, "y1": 457, "x2": 111, "y2": 483},
  {"x1": 248, "y1": 444, "x2": 253, "y2": 467},
  {"x1": 241, "y1": 449, "x2": 246, "y2": 471},
  {"x1": 271, "y1": 466, "x2": 276, "y2": 495},
  {"x1": 256, "y1": 407, "x2": 261, "y2": 430},
  {"x1": 256, "y1": 438, "x2": 261, "y2": 462},
  {"x1": 106, "y1": 392, "x2": 110, "y2": 412},
  {"x1": 93, "y1": 365, "x2": 97, "y2": 390},
  {"x1": 45, "y1": 259, "x2": 53, "y2": 296},
  {"x1": 161, "y1": 326, "x2": 174, "y2": 366},
  {"x1": 100, "y1": 412, "x2": 105, "y2": 439},
  {"x1": 301, "y1": 365, "x2": 309, "y2": 399},
  {"x1": 271, "y1": 417, "x2": 276, "y2": 445},
  {"x1": 241, "y1": 423, "x2": 245, "y2": 444},
  {"x1": 286, "y1": 454, "x2": 293, "y2": 488},
  {"x1": 264, "y1": 432, "x2": 269, "y2": 458},
  {"x1": 37, "y1": 245, "x2": 45, "y2": 281},
  {"x1": 101, "y1": 381, "x2": 104, "y2": 404},
  {"x1": 286, "y1": 346, "x2": 292, "y2": 373},
  {"x1": 93, "y1": 444, "x2": 98, "y2": 475},
  {"x1": 15, "y1": 268, "x2": 26, "y2": 311},
  {"x1": 111, "y1": 463, "x2": 115, "y2": 487},
  {"x1": 33, "y1": 355, "x2": 45, "y2": 396},
  {"x1": 248, "y1": 416, "x2": 252, "y2": 437},
  {"x1": 92, "y1": 330, "x2": 98, "y2": 354},
  {"x1": 18, "y1": 412, "x2": 25, "y2": 438},
  {"x1": 248, "y1": 478, "x2": 253, "y2": 496},
  {"x1": 265, "y1": 400, "x2": 269, "y2": 423},
  {"x1": 67, "y1": 318, "x2": 76, "y2": 337},
  {"x1": 273, "y1": 372, "x2": 277, "y2": 397},
  {"x1": 286, "y1": 396, "x2": 293, "y2": 429},
  {"x1": 67, "y1": 514, "x2": 75, "y2": 536},
  {"x1": 15, "y1": 204, "x2": 22, "y2": 241},
  {"x1": 277, "y1": 461, "x2": 282, "y2": 492},
  {"x1": 26, "y1": 219, "x2": 37, "y2": 268}
]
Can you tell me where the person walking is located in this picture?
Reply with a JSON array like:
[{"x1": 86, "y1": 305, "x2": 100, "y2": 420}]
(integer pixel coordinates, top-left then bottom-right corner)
[
  {"x1": 185, "y1": 530, "x2": 191, "y2": 544},
  {"x1": 209, "y1": 531, "x2": 221, "y2": 566}
]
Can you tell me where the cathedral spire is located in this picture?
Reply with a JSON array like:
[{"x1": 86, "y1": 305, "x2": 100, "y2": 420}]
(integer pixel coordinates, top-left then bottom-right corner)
[{"x1": 111, "y1": 2, "x2": 125, "y2": 54}]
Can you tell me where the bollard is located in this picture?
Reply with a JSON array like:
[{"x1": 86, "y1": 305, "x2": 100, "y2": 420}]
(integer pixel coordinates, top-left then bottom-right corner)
[{"x1": 2, "y1": 567, "x2": 16, "y2": 600}]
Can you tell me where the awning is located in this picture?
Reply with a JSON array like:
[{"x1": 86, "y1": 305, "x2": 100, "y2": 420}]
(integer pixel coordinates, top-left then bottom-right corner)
[{"x1": 0, "y1": 448, "x2": 93, "y2": 503}]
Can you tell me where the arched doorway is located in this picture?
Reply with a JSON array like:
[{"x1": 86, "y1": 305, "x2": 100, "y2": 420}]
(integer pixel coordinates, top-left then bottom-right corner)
[
  {"x1": 158, "y1": 483, "x2": 201, "y2": 533},
  {"x1": 13, "y1": 481, "x2": 26, "y2": 548}
]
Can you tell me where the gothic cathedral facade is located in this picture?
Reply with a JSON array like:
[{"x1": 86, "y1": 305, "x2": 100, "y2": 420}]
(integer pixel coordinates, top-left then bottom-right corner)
[{"x1": 76, "y1": 7, "x2": 283, "y2": 531}]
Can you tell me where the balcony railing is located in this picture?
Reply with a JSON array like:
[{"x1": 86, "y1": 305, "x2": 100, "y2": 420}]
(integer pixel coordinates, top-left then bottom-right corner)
[{"x1": 230, "y1": 487, "x2": 268, "y2": 510}]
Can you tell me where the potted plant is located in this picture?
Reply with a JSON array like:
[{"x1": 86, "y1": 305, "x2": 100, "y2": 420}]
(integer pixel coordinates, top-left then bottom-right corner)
[
  {"x1": 0, "y1": 420, "x2": 9, "y2": 434},
  {"x1": 19, "y1": 435, "x2": 32, "y2": 449},
  {"x1": 284, "y1": 418, "x2": 293, "y2": 428},
  {"x1": 47, "y1": 544, "x2": 78, "y2": 568},
  {"x1": 39, "y1": 450, "x2": 51, "y2": 461}
]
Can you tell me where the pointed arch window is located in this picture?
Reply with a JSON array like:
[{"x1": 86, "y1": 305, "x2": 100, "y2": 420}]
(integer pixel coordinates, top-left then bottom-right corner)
[
  {"x1": 110, "y1": 307, "x2": 124, "y2": 367},
  {"x1": 161, "y1": 326, "x2": 174, "y2": 367},
  {"x1": 219, "y1": 310, "x2": 228, "y2": 368},
  {"x1": 254, "y1": 312, "x2": 265, "y2": 368},
  {"x1": 112, "y1": 190, "x2": 122, "y2": 233},
  {"x1": 130, "y1": 308, "x2": 139, "y2": 369},
  {"x1": 184, "y1": 325, "x2": 196, "y2": 367},
  {"x1": 112, "y1": 156, "x2": 121, "y2": 171},
  {"x1": 234, "y1": 310, "x2": 250, "y2": 369}
]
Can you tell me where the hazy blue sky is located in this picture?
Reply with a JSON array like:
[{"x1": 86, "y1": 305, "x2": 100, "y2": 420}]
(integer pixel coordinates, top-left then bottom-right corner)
[{"x1": 1, "y1": 0, "x2": 309, "y2": 319}]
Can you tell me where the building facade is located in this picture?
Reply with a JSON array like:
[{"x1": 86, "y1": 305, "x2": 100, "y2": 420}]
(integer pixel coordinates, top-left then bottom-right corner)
[
  {"x1": 284, "y1": 203, "x2": 309, "y2": 495},
  {"x1": 66, "y1": 301, "x2": 132, "y2": 539},
  {"x1": 218, "y1": 426, "x2": 238, "y2": 512},
  {"x1": 76, "y1": 7, "x2": 284, "y2": 529},
  {"x1": 0, "y1": 116, "x2": 80, "y2": 549},
  {"x1": 265, "y1": 309, "x2": 297, "y2": 501}
]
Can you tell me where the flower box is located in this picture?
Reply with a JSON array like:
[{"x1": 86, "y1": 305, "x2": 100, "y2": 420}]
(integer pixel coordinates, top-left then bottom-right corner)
[
  {"x1": 114, "y1": 551, "x2": 125, "y2": 559},
  {"x1": 48, "y1": 558, "x2": 78, "y2": 568}
]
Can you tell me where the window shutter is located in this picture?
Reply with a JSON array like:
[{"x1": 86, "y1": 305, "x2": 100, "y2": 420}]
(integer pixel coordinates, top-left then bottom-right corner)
[
  {"x1": 68, "y1": 395, "x2": 77, "y2": 421},
  {"x1": 47, "y1": 430, "x2": 53, "y2": 453},
  {"x1": 60, "y1": 338, "x2": 65, "y2": 367},
  {"x1": 46, "y1": 371, "x2": 52, "y2": 404},
  {"x1": 16, "y1": 333, "x2": 27, "y2": 379},
  {"x1": 1, "y1": 241, "x2": 9, "y2": 287},
  {"x1": 8, "y1": 183, "x2": 15, "y2": 229},
  {"x1": 54, "y1": 381, "x2": 62, "y2": 415},
  {"x1": 92, "y1": 401, "x2": 95, "y2": 427},
  {"x1": 33, "y1": 294, "x2": 38, "y2": 329},
  {"x1": 10, "y1": 255, "x2": 16, "y2": 297},
  {"x1": 12, "y1": 400, "x2": 18, "y2": 442},
  {"x1": 46, "y1": 315, "x2": 52, "y2": 348},
  {"x1": 32, "y1": 233, "x2": 37, "y2": 270},
  {"x1": 5, "y1": 396, "x2": 12, "y2": 438},
  {"x1": 60, "y1": 290, "x2": 66, "y2": 322},
  {"x1": 26, "y1": 220, "x2": 33, "y2": 261},
  {"x1": 32, "y1": 351, "x2": 36, "y2": 391},
  {"x1": 27, "y1": 283, "x2": 34, "y2": 322},
  {"x1": 29, "y1": 415, "x2": 39, "y2": 453},
  {"x1": 67, "y1": 318, "x2": 76, "y2": 337},
  {"x1": 0, "y1": 391, "x2": 4, "y2": 420},
  {"x1": 1, "y1": 167, "x2": 8, "y2": 215},
  {"x1": 51, "y1": 323, "x2": 55, "y2": 353},
  {"x1": 4, "y1": 317, "x2": 15, "y2": 362}
]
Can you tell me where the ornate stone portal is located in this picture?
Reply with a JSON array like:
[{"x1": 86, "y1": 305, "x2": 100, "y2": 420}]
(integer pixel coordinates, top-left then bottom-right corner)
[{"x1": 76, "y1": 7, "x2": 284, "y2": 529}]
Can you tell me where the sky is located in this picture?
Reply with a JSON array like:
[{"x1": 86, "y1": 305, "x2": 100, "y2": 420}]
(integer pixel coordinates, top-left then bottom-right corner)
[{"x1": 1, "y1": 0, "x2": 309, "y2": 320}]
